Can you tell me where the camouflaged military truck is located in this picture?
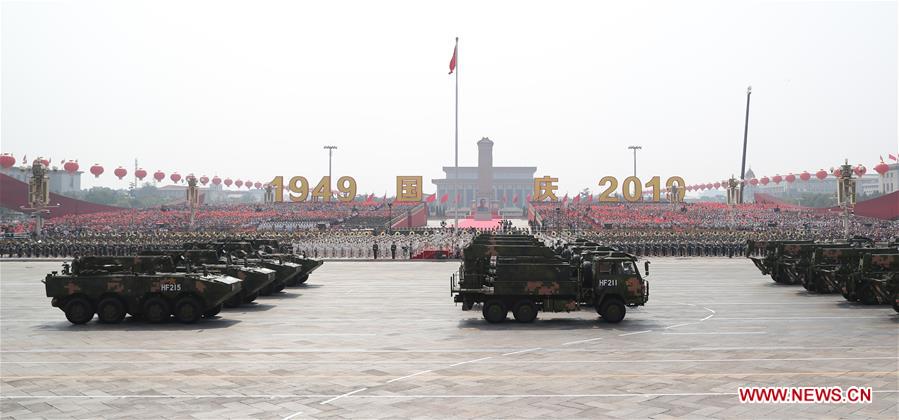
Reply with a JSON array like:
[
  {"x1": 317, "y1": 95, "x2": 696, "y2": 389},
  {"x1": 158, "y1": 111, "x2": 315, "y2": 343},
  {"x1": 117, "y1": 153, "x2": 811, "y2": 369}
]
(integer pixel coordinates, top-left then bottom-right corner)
[
  {"x1": 451, "y1": 234, "x2": 649, "y2": 323},
  {"x1": 44, "y1": 256, "x2": 242, "y2": 325},
  {"x1": 844, "y1": 254, "x2": 899, "y2": 306},
  {"x1": 184, "y1": 240, "x2": 321, "y2": 290},
  {"x1": 809, "y1": 247, "x2": 899, "y2": 294},
  {"x1": 140, "y1": 249, "x2": 277, "y2": 307}
]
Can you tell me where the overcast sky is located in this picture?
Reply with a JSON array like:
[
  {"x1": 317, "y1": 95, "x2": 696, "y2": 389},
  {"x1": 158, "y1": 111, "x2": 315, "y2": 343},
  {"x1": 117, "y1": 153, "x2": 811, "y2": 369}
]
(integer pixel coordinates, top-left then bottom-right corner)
[{"x1": 2, "y1": 0, "x2": 897, "y2": 196}]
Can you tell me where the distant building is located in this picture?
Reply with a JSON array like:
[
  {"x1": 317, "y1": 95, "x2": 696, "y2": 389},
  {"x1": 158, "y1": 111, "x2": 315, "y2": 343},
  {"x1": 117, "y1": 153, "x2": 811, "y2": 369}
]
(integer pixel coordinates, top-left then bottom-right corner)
[
  {"x1": 431, "y1": 138, "x2": 536, "y2": 217},
  {"x1": 1, "y1": 166, "x2": 81, "y2": 195},
  {"x1": 878, "y1": 163, "x2": 899, "y2": 194}
]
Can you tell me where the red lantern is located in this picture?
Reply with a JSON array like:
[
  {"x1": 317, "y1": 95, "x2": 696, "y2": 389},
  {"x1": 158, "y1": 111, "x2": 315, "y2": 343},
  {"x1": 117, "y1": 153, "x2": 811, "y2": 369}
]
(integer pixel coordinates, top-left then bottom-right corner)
[
  {"x1": 253, "y1": 182, "x2": 261, "y2": 189},
  {"x1": 785, "y1": 173, "x2": 796, "y2": 183},
  {"x1": 170, "y1": 172, "x2": 181, "y2": 183},
  {"x1": 705, "y1": 183, "x2": 712, "y2": 190},
  {"x1": 245, "y1": 180, "x2": 252, "y2": 189},
  {"x1": 760, "y1": 176, "x2": 770, "y2": 185},
  {"x1": 200, "y1": 175, "x2": 209, "y2": 185},
  {"x1": 853, "y1": 164, "x2": 866, "y2": 177},
  {"x1": 686, "y1": 186, "x2": 692, "y2": 192},
  {"x1": 40, "y1": 158, "x2": 50, "y2": 167},
  {"x1": 832, "y1": 167, "x2": 842, "y2": 178},
  {"x1": 113, "y1": 166, "x2": 127, "y2": 179},
  {"x1": 772, "y1": 174, "x2": 783, "y2": 184},
  {"x1": 235, "y1": 180, "x2": 243, "y2": 188},
  {"x1": 212, "y1": 176, "x2": 222, "y2": 186},
  {"x1": 135, "y1": 168, "x2": 147, "y2": 180},
  {"x1": 815, "y1": 169, "x2": 827, "y2": 180},
  {"x1": 186, "y1": 173, "x2": 196, "y2": 183},
  {"x1": 63, "y1": 160, "x2": 79, "y2": 174},
  {"x1": 89, "y1": 164, "x2": 104, "y2": 178},
  {"x1": 224, "y1": 178, "x2": 233, "y2": 187},
  {"x1": 749, "y1": 178, "x2": 758, "y2": 186},
  {"x1": 0, "y1": 153, "x2": 15, "y2": 169},
  {"x1": 713, "y1": 182, "x2": 721, "y2": 189},
  {"x1": 799, "y1": 171, "x2": 811, "y2": 182},
  {"x1": 154, "y1": 170, "x2": 165, "y2": 182},
  {"x1": 874, "y1": 160, "x2": 889, "y2": 176}
]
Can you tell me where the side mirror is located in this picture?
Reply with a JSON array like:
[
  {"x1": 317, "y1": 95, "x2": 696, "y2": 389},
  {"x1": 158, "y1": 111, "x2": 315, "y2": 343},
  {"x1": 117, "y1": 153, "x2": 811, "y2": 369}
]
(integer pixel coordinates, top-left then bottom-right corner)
[{"x1": 644, "y1": 261, "x2": 650, "y2": 277}]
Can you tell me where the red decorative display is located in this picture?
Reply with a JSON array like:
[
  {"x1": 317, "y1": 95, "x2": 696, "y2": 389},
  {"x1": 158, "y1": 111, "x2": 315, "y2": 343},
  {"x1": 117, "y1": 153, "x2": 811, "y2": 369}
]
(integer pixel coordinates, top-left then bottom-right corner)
[
  {"x1": 170, "y1": 172, "x2": 181, "y2": 183},
  {"x1": 135, "y1": 168, "x2": 147, "y2": 180},
  {"x1": 874, "y1": 160, "x2": 889, "y2": 176},
  {"x1": 224, "y1": 178, "x2": 233, "y2": 187},
  {"x1": 772, "y1": 174, "x2": 783, "y2": 184},
  {"x1": 64, "y1": 160, "x2": 79, "y2": 174},
  {"x1": 113, "y1": 166, "x2": 127, "y2": 179},
  {"x1": 853, "y1": 164, "x2": 866, "y2": 177},
  {"x1": 785, "y1": 173, "x2": 796, "y2": 183},
  {"x1": 154, "y1": 170, "x2": 165, "y2": 182},
  {"x1": 799, "y1": 171, "x2": 811, "y2": 182},
  {"x1": 200, "y1": 175, "x2": 209, "y2": 185},
  {"x1": 212, "y1": 176, "x2": 222, "y2": 185},
  {"x1": 0, "y1": 153, "x2": 15, "y2": 169},
  {"x1": 760, "y1": 176, "x2": 770, "y2": 185},
  {"x1": 815, "y1": 169, "x2": 827, "y2": 180},
  {"x1": 89, "y1": 164, "x2": 104, "y2": 178}
]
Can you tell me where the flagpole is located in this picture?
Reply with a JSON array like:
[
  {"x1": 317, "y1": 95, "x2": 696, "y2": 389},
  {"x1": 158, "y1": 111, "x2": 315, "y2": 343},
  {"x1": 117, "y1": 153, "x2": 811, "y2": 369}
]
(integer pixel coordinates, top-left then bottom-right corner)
[{"x1": 453, "y1": 37, "x2": 459, "y2": 234}]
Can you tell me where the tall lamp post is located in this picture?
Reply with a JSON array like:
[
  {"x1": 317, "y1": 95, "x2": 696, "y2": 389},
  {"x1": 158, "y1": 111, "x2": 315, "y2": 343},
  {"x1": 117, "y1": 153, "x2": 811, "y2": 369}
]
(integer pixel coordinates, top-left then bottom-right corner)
[
  {"x1": 627, "y1": 145, "x2": 642, "y2": 177},
  {"x1": 739, "y1": 86, "x2": 752, "y2": 203},
  {"x1": 323, "y1": 145, "x2": 337, "y2": 201}
]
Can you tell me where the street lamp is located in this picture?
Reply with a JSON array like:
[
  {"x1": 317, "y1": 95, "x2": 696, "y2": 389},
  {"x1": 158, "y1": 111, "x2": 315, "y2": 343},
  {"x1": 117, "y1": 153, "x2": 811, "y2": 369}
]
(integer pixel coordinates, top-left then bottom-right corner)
[
  {"x1": 627, "y1": 145, "x2": 642, "y2": 177},
  {"x1": 323, "y1": 145, "x2": 337, "y2": 201},
  {"x1": 739, "y1": 85, "x2": 752, "y2": 203}
]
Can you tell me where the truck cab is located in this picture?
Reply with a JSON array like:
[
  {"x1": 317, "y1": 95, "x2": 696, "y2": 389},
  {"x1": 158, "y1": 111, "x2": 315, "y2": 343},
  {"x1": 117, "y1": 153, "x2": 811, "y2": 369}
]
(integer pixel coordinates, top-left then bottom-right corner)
[{"x1": 579, "y1": 252, "x2": 649, "y2": 323}]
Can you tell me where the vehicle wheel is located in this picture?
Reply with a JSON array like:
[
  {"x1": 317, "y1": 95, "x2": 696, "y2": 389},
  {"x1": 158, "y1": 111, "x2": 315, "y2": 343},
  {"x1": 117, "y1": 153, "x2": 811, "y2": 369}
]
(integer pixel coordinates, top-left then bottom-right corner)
[
  {"x1": 204, "y1": 304, "x2": 223, "y2": 318},
  {"x1": 224, "y1": 293, "x2": 242, "y2": 308},
  {"x1": 512, "y1": 300, "x2": 538, "y2": 323},
  {"x1": 243, "y1": 292, "x2": 259, "y2": 303},
  {"x1": 259, "y1": 284, "x2": 274, "y2": 296},
  {"x1": 858, "y1": 286, "x2": 878, "y2": 305},
  {"x1": 295, "y1": 274, "x2": 309, "y2": 285},
  {"x1": 142, "y1": 297, "x2": 170, "y2": 323},
  {"x1": 482, "y1": 300, "x2": 507, "y2": 323},
  {"x1": 599, "y1": 297, "x2": 626, "y2": 323},
  {"x1": 97, "y1": 297, "x2": 126, "y2": 324},
  {"x1": 64, "y1": 297, "x2": 94, "y2": 325},
  {"x1": 174, "y1": 296, "x2": 203, "y2": 323}
]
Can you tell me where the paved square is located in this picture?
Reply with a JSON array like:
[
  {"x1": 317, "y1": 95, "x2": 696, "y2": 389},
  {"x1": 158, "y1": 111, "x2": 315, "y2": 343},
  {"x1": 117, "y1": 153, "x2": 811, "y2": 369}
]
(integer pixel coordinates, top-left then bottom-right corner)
[{"x1": 1, "y1": 259, "x2": 897, "y2": 418}]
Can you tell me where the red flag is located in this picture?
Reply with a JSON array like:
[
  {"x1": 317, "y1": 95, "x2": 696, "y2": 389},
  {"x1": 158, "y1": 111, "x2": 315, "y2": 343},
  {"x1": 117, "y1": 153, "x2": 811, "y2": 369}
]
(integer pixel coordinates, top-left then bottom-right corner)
[
  {"x1": 587, "y1": 194, "x2": 593, "y2": 203},
  {"x1": 426, "y1": 194, "x2": 436, "y2": 203},
  {"x1": 572, "y1": 194, "x2": 580, "y2": 204},
  {"x1": 890, "y1": 153, "x2": 898, "y2": 161},
  {"x1": 440, "y1": 193, "x2": 449, "y2": 203},
  {"x1": 512, "y1": 193, "x2": 520, "y2": 204},
  {"x1": 562, "y1": 194, "x2": 569, "y2": 204},
  {"x1": 448, "y1": 41, "x2": 457, "y2": 74}
]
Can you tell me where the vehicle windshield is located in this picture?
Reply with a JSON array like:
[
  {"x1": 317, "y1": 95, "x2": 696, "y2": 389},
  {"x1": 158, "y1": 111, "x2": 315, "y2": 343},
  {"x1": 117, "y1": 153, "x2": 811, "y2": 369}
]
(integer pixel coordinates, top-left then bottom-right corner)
[{"x1": 620, "y1": 261, "x2": 637, "y2": 275}]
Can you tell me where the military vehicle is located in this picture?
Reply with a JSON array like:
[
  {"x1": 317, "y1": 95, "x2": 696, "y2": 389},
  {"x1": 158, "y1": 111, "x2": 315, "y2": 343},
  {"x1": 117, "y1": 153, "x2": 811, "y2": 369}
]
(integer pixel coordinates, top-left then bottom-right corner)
[
  {"x1": 44, "y1": 256, "x2": 242, "y2": 325},
  {"x1": 808, "y1": 247, "x2": 899, "y2": 294},
  {"x1": 140, "y1": 249, "x2": 277, "y2": 307},
  {"x1": 844, "y1": 254, "x2": 899, "y2": 306},
  {"x1": 451, "y1": 234, "x2": 649, "y2": 323},
  {"x1": 185, "y1": 240, "x2": 322, "y2": 289},
  {"x1": 746, "y1": 240, "x2": 815, "y2": 283}
]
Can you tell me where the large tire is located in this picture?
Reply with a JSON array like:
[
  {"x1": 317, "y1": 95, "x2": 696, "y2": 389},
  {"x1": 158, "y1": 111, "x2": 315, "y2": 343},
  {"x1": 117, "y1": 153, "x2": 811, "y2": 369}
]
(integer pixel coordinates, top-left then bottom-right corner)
[
  {"x1": 295, "y1": 274, "x2": 309, "y2": 285},
  {"x1": 64, "y1": 297, "x2": 94, "y2": 325},
  {"x1": 204, "y1": 304, "x2": 223, "y2": 318},
  {"x1": 143, "y1": 297, "x2": 170, "y2": 323},
  {"x1": 174, "y1": 296, "x2": 203, "y2": 324},
  {"x1": 224, "y1": 293, "x2": 243, "y2": 308},
  {"x1": 512, "y1": 300, "x2": 538, "y2": 323},
  {"x1": 482, "y1": 299, "x2": 507, "y2": 324},
  {"x1": 97, "y1": 296, "x2": 126, "y2": 324},
  {"x1": 858, "y1": 286, "x2": 878, "y2": 305},
  {"x1": 599, "y1": 297, "x2": 626, "y2": 323}
]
